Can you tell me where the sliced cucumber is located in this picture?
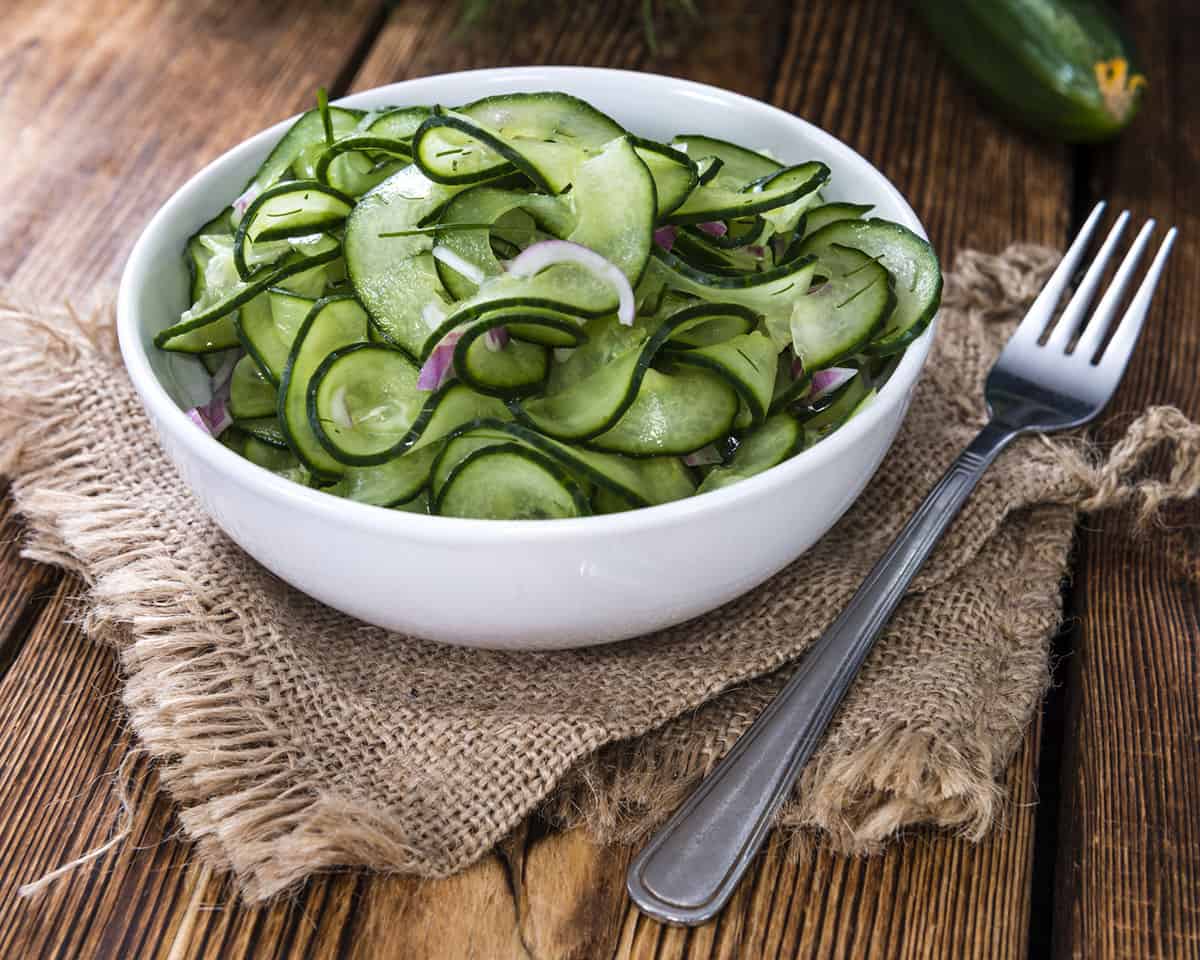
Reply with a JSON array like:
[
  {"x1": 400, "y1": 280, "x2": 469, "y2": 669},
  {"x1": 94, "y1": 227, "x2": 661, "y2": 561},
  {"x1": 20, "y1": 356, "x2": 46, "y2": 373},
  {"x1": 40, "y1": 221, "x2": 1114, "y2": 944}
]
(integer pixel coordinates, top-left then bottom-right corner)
[
  {"x1": 665, "y1": 330, "x2": 778, "y2": 428},
  {"x1": 344, "y1": 164, "x2": 465, "y2": 356},
  {"x1": 235, "y1": 415, "x2": 289, "y2": 447},
  {"x1": 157, "y1": 238, "x2": 341, "y2": 349},
  {"x1": 241, "y1": 105, "x2": 364, "y2": 202},
  {"x1": 435, "y1": 444, "x2": 589, "y2": 520},
  {"x1": 790, "y1": 243, "x2": 895, "y2": 369},
  {"x1": 168, "y1": 90, "x2": 941, "y2": 515},
  {"x1": 589, "y1": 365, "x2": 739, "y2": 457},
  {"x1": 278, "y1": 295, "x2": 369, "y2": 477},
  {"x1": 413, "y1": 92, "x2": 625, "y2": 192},
  {"x1": 453, "y1": 326, "x2": 549, "y2": 398},
  {"x1": 631, "y1": 138, "x2": 698, "y2": 218},
  {"x1": 798, "y1": 219, "x2": 942, "y2": 355},
  {"x1": 325, "y1": 443, "x2": 439, "y2": 506},
  {"x1": 644, "y1": 247, "x2": 818, "y2": 349},
  {"x1": 667, "y1": 161, "x2": 829, "y2": 225},
  {"x1": 228, "y1": 353, "x2": 277, "y2": 419},
  {"x1": 800, "y1": 202, "x2": 872, "y2": 239},
  {"x1": 309, "y1": 343, "x2": 424, "y2": 465},
  {"x1": 697, "y1": 412, "x2": 803, "y2": 494},
  {"x1": 670, "y1": 135, "x2": 782, "y2": 183}
]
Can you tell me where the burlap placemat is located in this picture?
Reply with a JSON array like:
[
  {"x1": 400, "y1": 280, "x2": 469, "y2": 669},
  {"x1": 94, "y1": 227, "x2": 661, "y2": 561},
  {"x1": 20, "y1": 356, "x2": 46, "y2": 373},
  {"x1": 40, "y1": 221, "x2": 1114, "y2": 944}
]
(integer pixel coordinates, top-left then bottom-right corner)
[{"x1": 3, "y1": 245, "x2": 1198, "y2": 901}]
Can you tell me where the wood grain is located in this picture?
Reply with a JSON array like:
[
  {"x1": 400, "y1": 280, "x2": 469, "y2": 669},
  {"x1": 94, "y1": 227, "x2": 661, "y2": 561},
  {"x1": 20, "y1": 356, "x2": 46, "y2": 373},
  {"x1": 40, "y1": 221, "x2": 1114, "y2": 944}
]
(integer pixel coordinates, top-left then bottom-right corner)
[
  {"x1": 0, "y1": 0, "x2": 386, "y2": 305},
  {"x1": 1053, "y1": 1, "x2": 1200, "y2": 957},
  {"x1": 11, "y1": 0, "x2": 1196, "y2": 957}
]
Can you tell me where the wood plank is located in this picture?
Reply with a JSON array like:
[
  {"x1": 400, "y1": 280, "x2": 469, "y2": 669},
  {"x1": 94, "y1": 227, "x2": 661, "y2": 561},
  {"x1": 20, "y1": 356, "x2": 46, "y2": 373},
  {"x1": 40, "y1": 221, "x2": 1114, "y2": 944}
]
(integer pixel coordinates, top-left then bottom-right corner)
[
  {"x1": 1053, "y1": 1, "x2": 1200, "y2": 957},
  {"x1": 0, "y1": 0, "x2": 1079, "y2": 956},
  {"x1": 0, "y1": 488, "x2": 61, "y2": 677},
  {"x1": 0, "y1": 0, "x2": 386, "y2": 304},
  {"x1": 0, "y1": 0, "x2": 387, "y2": 955}
]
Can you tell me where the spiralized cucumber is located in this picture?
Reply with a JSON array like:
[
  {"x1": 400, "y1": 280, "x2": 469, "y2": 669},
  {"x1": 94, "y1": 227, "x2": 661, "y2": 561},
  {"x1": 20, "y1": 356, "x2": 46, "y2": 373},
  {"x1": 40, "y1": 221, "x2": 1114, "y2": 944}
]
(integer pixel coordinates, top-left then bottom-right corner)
[{"x1": 163, "y1": 88, "x2": 941, "y2": 520}]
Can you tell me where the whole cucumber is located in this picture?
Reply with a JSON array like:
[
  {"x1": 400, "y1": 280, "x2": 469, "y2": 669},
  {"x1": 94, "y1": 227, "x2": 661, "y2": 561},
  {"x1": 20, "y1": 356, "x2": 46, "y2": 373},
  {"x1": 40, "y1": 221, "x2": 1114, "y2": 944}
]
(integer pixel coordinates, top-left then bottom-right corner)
[{"x1": 913, "y1": 0, "x2": 1146, "y2": 142}]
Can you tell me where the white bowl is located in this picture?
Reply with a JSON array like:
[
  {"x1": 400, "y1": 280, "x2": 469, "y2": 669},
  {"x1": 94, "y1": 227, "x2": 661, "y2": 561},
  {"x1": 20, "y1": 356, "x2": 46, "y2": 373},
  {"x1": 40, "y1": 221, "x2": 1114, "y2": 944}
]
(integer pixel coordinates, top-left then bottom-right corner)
[{"x1": 117, "y1": 67, "x2": 936, "y2": 650}]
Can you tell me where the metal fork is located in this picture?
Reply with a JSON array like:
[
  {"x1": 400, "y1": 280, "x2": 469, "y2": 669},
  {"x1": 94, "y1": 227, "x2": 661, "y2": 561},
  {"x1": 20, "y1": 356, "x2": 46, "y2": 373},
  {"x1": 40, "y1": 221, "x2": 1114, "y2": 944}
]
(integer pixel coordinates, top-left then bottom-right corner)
[{"x1": 627, "y1": 203, "x2": 1178, "y2": 927}]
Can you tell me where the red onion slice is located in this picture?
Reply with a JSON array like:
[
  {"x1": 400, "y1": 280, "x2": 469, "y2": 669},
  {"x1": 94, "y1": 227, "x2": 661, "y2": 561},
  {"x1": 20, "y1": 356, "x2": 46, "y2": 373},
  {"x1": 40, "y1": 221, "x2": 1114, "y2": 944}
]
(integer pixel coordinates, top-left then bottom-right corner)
[
  {"x1": 232, "y1": 183, "x2": 261, "y2": 223},
  {"x1": 810, "y1": 366, "x2": 857, "y2": 401},
  {"x1": 683, "y1": 444, "x2": 723, "y2": 467},
  {"x1": 185, "y1": 408, "x2": 211, "y2": 434},
  {"x1": 506, "y1": 240, "x2": 636, "y2": 326},
  {"x1": 417, "y1": 330, "x2": 463, "y2": 391},
  {"x1": 484, "y1": 326, "x2": 510, "y2": 352},
  {"x1": 697, "y1": 221, "x2": 728, "y2": 238},
  {"x1": 653, "y1": 226, "x2": 678, "y2": 252}
]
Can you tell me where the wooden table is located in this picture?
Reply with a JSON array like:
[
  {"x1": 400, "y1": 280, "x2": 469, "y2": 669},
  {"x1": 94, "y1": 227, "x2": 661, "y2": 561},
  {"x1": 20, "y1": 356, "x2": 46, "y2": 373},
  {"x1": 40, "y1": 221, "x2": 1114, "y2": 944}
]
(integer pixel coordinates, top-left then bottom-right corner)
[{"x1": 0, "y1": 1, "x2": 1196, "y2": 956}]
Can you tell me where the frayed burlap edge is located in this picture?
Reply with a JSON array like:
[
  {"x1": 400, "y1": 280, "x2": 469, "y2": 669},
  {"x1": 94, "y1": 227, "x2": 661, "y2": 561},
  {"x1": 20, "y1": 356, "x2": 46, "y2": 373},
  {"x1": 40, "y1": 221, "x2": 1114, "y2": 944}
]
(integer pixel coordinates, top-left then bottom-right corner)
[
  {"x1": 3, "y1": 250, "x2": 1199, "y2": 899},
  {"x1": 0, "y1": 299, "x2": 477, "y2": 898}
]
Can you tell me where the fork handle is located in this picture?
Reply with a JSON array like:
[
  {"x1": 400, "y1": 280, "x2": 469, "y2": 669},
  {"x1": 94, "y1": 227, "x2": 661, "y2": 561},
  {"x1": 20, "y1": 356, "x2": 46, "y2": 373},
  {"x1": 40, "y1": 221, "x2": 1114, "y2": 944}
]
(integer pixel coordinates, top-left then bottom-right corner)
[{"x1": 626, "y1": 420, "x2": 1020, "y2": 926}]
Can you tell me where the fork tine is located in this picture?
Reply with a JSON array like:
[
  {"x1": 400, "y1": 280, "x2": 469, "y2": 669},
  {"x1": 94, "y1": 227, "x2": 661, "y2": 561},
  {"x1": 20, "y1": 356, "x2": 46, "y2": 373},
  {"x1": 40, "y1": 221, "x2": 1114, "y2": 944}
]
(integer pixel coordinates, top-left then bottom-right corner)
[
  {"x1": 1074, "y1": 219, "x2": 1156, "y2": 361},
  {"x1": 1098, "y1": 227, "x2": 1177, "y2": 376},
  {"x1": 1012, "y1": 201, "x2": 1107, "y2": 343},
  {"x1": 1045, "y1": 211, "x2": 1130, "y2": 351}
]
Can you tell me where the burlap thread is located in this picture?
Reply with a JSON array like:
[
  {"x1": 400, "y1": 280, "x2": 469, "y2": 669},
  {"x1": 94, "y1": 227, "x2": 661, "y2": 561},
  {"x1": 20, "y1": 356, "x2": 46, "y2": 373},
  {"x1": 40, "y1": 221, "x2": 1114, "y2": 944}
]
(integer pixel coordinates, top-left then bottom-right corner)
[{"x1": 2, "y1": 245, "x2": 1197, "y2": 901}]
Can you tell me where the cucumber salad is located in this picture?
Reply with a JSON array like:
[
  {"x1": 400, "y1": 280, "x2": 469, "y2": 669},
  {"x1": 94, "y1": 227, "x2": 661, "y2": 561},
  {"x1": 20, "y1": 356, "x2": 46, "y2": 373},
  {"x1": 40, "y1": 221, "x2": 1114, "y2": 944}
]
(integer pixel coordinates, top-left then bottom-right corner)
[{"x1": 162, "y1": 90, "x2": 941, "y2": 520}]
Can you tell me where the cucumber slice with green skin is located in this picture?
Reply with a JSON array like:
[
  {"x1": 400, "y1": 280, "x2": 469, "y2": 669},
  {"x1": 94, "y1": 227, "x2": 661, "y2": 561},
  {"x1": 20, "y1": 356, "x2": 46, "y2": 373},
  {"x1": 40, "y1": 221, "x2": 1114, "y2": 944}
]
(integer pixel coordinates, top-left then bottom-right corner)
[
  {"x1": 475, "y1": 305, "x2": 590, "y2": 349},
  {"x1": 241, "y1": 106, "x2": 364, "y2": 204},
  {"x1": 235, "y1": 415, "x2": 289, "y2": 448},
  {"x1": 392, "y1": 490, "x2": 431, "y2": 513},
  {"x1": 453, "y1": 325, "x2": 549, "y2": 398},
  {"x1": 406, "y1": 383, "x2": 510, "y2": 454},
  {"x1": 430, "y1": 429, "x2": 513, "y2": 501},
  {"x1": 314, "y1": 136, "x2": 412, "y2": 186},
  {"x1": 325, "y1": 442, "x2": 439, "y2": 506},
  {"x1": 157, "y1": 240, "x2": 341, "y2": 349},
  {"x1": 516, "y1": 303, "x2": 749, "y2": 443},
  {"x1": 658, "y1": 302, "x2": 759, "y2": 348},
  {"x1": 243, "y1": 435, "x2": 300, "y2": 472},
  {"x1": 796, "y1": 367, "x2": 872, "y2": 436},
  {"x1": 670, "y1": 135, "x2": 782, "y2": 183},
  {"x1": 798, "y1": 218, "x2": 942, "y2": 356},
  {"x1": 186, "y1": 212, "x2": 235, "y2": 303},
  {"x1": 588, "y1": 364, "x2": 739, "y2": 457},
  {"x1": 666, "y1": 161, "x2": 830, "y2": 226},
  {"x1": 308, "y1": 342, "x2": 509, "y2": 465},
  {"x1": 273, "y1": 254, "x2": 346, "y2": 298},
  {"x1": 644, "y1": 247, "x2": 818, "y2": 350},
  {"x1": 432, "y1": 186, "x2": 572, "y2": 299},
  {"x1": 236, "y1": 180, "x2": 355, "y2": 245},
  {"x1": 630, "y1": 138, "x2": 698, "y2": 218},
  {"x1": 694, "y1": 155, "x2": 724, "y2": 186},
  {"x1": 228, "y1": 353, "x2": 278, "y2": 419},
  {"x1": 236, "y1": 289, "x2": 315, "y2": 384},
  {"x1": 308, "y1": 343, "x2": 424, "y2": 464},
  {"x1": 697, "y1": 412, "x2": 803, "y2": 494},
  {"x1": 412, "y1": 92, "x2": 626, "y2": 191},
  {"x1": 344, "y1": 164, "x2": 467, "y2": 356},
  {"x1": 158, "y1": 313, "x2": 243, "y2": 354},
  {"x1": 790, "y1": 244, "x2": 896, "y2": 369},
  {"x1": 432, "y1": 418, "x2": 695, "y2": 509},
  {"x1": 664, "y1": 330, "x2": 778, "y2": 428},
  {"x1": 366, "y1": 106, "x2": 434, "y2": 140},
  {"x1": 800, "y1": 202, "x2": 873, "y2": 239},
  {"x1": 432, "y1": 137, "x2": 655, "y2": 347},
  {"x1": 233, "y1": 183, "x2": 351, "y2": 281},
  {"x1": 278, "y1": 295, "x2": 369, "y2": 478},
  {"x1": 435, "y1": 443, "x2": 590, "y2": 520}
]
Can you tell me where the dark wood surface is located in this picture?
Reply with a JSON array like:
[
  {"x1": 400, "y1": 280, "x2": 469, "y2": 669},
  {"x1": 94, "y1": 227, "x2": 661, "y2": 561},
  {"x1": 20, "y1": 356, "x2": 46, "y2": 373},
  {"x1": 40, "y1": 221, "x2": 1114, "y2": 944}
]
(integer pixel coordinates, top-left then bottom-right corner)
[{"x1": 0, "y1": 0, "x2": 1194, "y2": 956}]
